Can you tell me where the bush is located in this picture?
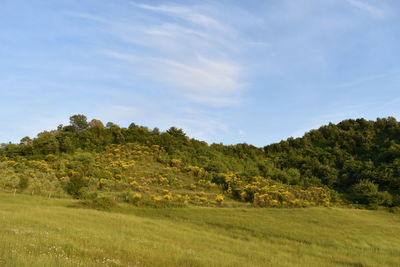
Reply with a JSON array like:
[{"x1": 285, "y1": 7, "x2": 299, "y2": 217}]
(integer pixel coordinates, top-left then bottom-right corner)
[
  {"x1": 350, "y1": 180, "x2": 391, "y2": 206},
  {"x1": 65, "y1": 176, "x2": 89, "y2": 198},
  {"x1": 131, "y1": 192, "x2": 142, "y2": 204},
  {"x1": 79, "y1": 188, "x2": 98, "y2": 200},
  {"x1": 18, "y1": 176, "x2": 29, "y2": 191},
  {"x1": 215, "y1": 194, "x2": 224, "y2": 205},
  {"x1": 170, "y1": 159, "x2": 182, "y2": 167},
  {"x1": 78, "y1": 196, "x2": 116, "y2": 210},
  {"x1": 374, "y1": 191, "x2": 393, "y2": 206}
]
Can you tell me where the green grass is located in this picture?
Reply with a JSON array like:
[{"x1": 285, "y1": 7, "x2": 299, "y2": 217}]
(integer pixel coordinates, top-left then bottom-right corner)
[{"x1": 0, "y1": 193, "x2": 399, "y2": 266}]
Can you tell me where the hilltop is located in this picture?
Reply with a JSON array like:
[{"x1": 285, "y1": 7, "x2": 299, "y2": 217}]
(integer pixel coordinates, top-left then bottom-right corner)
[{"x1": 0, "y1": 115, "x2": 399, "y2": 209}]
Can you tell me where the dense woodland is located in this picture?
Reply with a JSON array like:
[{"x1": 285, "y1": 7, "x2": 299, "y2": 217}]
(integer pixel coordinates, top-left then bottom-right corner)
[{"x1": 0, "y1": 115, "x2": 399, "y2": 208}]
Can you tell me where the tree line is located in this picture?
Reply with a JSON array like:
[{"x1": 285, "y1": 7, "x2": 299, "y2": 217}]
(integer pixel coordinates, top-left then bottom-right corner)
[{"x1": 1, "y1": 115, "x2": 399, "y2": 207}]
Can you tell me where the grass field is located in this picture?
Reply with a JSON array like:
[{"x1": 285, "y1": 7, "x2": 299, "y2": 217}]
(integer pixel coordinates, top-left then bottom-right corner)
[{"x1": 0, "y1": 193, "x2": 399, "y2": 266}]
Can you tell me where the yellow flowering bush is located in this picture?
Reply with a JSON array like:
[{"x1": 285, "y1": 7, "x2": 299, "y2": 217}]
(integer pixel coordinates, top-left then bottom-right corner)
[
  {"x1": 132, "y1": 192, "x2": 142, "y2": 200},
  {"x1": 215, "y1": 194, "x2": 225, "y2": 205},
  {"x1": 162, "y1": 189, "x2": 170, "y2": 194},
  {"x1": 198, "y1": 197, "x2": 208, "y2": 203},
  {"x1": 189, "y1": 184, "x2": 197, "y2": 190},
  {"x1": 163, "y1": 193, "x2": 173, "y2": 200},
  {"x1": 218, "y1": 173, "x2": 331, "y2": 208},
  {"x1": 184, "y1": 165, "x2": 206, "y2": 177},
  {"x1": 152, "y1": 195, "x2": 162, "y2": 201},
  {"x1": 158, "y1": 177, "x2": 169, "y2": 185},
  {"x1": 170, "y1": 159, "x2": 182, "y2": 167}
]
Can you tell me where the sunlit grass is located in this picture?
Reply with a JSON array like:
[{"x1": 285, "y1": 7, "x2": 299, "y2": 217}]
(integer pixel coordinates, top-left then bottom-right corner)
[{"x1": 0, "y1": 192, "x2": 399, "y2": 266}]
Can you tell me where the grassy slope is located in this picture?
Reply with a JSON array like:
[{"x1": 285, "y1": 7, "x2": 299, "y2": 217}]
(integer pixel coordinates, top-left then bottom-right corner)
[{"x1": 0, "y1": 193, "x2": 399, "y2": 267}]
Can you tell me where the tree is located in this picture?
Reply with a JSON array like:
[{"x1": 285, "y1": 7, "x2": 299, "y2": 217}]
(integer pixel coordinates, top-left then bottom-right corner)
[
  {"x1": 351, "y1": 179, "x2": 392, "y2": 206},
  {"x1": 166, "y1": 127, "x2": 186, "y2": 138},
  {"x1": 32, "y1": 131, "x2": 59, "y2": 155},
  {"x1": 88, "y1": 119, "x2": 104, "y2": 128},
  {"x1": 69, "y1": 114, "x2": 89, "y2": 131},
  {"x1": 20, "y1": 136, "x2": 32, "y2": 145}
]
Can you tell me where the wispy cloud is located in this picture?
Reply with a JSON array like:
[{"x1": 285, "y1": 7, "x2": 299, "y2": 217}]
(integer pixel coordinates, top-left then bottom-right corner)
[
  {"x1": 90, "y1": 2, "x2": 249, "y2": 107},
  {"x1": 134, "y1": 4, "x2": 223, "y2": 29},
  {"x1": 103, "y1": 51, "x2": 243, "y2": 106},
  {"x1": 345, "y1": 0, "x2": 385, "y2": 18},
  {"x1": 160, "y1": 57, "x2": 243, "y2": 105}
]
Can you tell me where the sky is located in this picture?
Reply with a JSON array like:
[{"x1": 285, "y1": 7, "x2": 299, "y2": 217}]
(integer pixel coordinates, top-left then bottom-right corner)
[{"x1": 1, "y1": 0, "x2": 400, "y2": 146}]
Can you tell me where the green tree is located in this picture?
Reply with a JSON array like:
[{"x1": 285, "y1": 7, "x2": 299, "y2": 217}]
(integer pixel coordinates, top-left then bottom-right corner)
[{"x1": 70, "y1": 114, "x2": 89, "y2": 131}]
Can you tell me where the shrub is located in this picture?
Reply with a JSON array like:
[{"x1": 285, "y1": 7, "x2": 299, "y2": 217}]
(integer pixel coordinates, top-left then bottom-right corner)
[
  {"x1": 163, "y1": 193, "x2": 173, "y2": 200},
  {"x1": 170, "y1": 159, "x2": 182, "y2": 167},
  {"x1": 198, "y1": 197, "x2": 208, "y2": 204},
  {"x1": 215, "y1": 194, "x2": 225, "y2": 205},
  {"x1": 132, "y1": 192, "x2": 142, "y2": 202},
  {"x1": 78, "y1": 196, "x2": 116, "y2": 210},
  {"x1": 219, "y1": 174, "x2": 331, "y2": 208},
  {"x1": 80, "y1": 188, "x2": 98, "y2": 200},
  {"x1": 158, "y1": 177, "x2": 169, "y2": 185},
  {"x1": 374, "y1": 191, "x2": 393, "y2": 206},
  {"x1": 18, "y1": 176, "x2": 29, "y2": 191},
  {"x1": 350, "y1": 179, "x2": 391, "y2": 206},
  {"x1": 189, "y1": 184, "x2": 196, "y2": 190},
  {"x1": 65, "y1": 175, "x2": 89, "y2": 198},
  {"x1": 184, "y1": 165, "x2": 206, "y2": 177}
]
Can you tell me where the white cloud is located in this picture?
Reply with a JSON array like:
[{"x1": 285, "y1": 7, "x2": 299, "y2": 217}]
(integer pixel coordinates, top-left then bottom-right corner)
[
  {"x1": 345, "y1": 0, "x2": 385, "y2": 18},
  {"x1": 102, "y1": 50, "x2": 243, "y2": 106},
  {"x1": 94, "y1": 2, "x2": 248, "y2": 107},
  {"x1": 134, "y1": 4, "x2": 223, "y2": 29},
  {"x1": 159, "y1": 57, "x2": 243, "y2": 105}
]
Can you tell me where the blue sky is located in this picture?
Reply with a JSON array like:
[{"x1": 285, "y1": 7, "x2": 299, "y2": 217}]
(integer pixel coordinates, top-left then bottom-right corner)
[{"x1": 1, "y1": 0, "x2": 399, "y2": 146}]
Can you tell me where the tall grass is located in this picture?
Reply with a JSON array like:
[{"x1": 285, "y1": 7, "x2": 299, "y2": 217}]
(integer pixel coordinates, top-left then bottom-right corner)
[{"x1": 0, "y1": 193, "x2": 399, "y2": 266}]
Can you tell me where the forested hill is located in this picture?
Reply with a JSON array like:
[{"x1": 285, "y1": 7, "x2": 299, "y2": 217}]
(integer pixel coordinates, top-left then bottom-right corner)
[
  {"x1": 264, "y1": 117, "x2": 400, "y2": 205},
  {"x1": 0, "y1": 115, "x2": 399, "y2": 208}
]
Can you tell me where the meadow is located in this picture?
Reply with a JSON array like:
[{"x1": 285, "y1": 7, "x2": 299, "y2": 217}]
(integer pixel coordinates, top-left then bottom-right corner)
[{"x1": 0, "y1": 192, "x2": 399, "y2": 267}]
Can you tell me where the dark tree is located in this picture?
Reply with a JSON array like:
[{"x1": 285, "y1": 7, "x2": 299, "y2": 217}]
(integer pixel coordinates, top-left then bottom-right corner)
[{"x1": 70, "y1": 114, "x2": 89, "y2": 131}]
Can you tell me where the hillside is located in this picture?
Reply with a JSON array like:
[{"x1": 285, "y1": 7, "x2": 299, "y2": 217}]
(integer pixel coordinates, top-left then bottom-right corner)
[
  {"x1": 0, "y1": 115, "x2": 399, "y2": 208},
  {"x1": 1, "y1": 193, "x2": 400, "y2": 267}
]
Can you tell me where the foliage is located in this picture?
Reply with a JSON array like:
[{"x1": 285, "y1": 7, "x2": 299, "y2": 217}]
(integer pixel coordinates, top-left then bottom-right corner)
[
  {"x1": 217, "y1": 173, "x2": 331, "y2": 207},
  {"x1": 351, "y1": 179, "x2": 392, "y2": 206},
  {"x1": 215, "y1": 194, "x2": 224, "y2": 205},
  {"x1": 0, "y1": 115, "x2": 399, "y2": 208},
  {"x1": 77, "y1": 196, "x2": 117, "y2": 210}
]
